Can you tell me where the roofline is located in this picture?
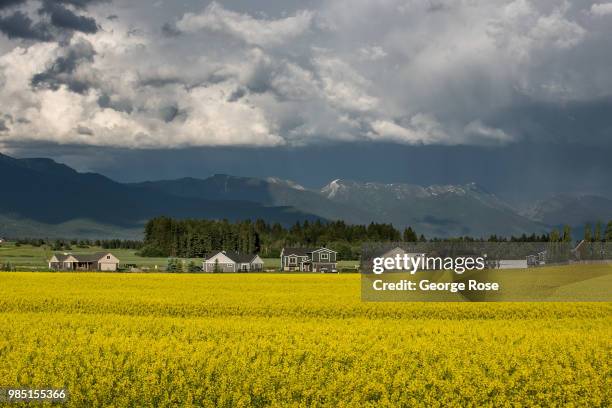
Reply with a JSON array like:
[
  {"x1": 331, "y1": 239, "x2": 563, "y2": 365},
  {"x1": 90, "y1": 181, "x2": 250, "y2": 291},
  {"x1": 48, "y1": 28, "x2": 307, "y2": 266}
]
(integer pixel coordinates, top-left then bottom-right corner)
[
  {"x1": 205, "y1": 251, "x2": 260, "y2": 263},
  {"x1": 311, "y1": 248, "x2": 337, "y2": 253},
  {"x1": 51, "y1": 252, "x2": 116, "y2": 262},
  {"x1": 281, "y1": 247, "x2": 336, "y2": 255}
]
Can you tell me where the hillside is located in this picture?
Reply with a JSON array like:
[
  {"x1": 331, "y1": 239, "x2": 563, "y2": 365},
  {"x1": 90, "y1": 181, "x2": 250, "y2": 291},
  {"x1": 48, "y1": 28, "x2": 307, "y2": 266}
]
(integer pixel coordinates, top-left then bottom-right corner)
[
  {"x1": 133, "y1": 174, "x2": 370, "y2": 224},
  {"x1": 320, "y1": 179, "x2": 546, "y2": 237},
  {"x1": 136, "y1": 175, "x2": 549, "y2": 237},
  {"x1": 3, "y1": 153, "x2": 607, "y2": 239},
  {"x1": 524, "y1": 194, "x2": 612, "y2": 226},
  {"x1": 0, "y1": 153, "x2": 322, "y2": 239}
]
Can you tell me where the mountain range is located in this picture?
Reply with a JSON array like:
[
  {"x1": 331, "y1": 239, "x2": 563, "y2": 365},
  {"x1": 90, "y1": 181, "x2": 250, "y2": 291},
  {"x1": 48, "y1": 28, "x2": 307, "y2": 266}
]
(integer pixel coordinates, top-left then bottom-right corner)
[
  {"x1": 1, "y1": 153, "x2": 610, "y2": 239},
  {"x1": 0, "y1": 153, "x2": 320, "y2": 239}
]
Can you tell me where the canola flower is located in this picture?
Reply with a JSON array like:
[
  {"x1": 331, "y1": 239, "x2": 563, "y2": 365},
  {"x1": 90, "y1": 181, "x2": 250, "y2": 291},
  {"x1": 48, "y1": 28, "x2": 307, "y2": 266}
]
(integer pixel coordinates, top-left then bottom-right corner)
[{"x1": 0, "y1": 271, "x2": 610, "y2": 407}]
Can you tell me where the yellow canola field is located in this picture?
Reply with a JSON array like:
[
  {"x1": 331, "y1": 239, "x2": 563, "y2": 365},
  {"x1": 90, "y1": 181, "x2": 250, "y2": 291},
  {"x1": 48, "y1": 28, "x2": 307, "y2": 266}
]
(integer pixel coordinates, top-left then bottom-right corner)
[{"x1": 0, "y1": 271, "x2": 610, "y2": 407}]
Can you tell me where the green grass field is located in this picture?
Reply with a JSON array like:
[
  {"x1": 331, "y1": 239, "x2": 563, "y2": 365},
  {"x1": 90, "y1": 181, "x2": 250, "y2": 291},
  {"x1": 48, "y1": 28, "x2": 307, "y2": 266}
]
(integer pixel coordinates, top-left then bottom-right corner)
[
  {"x1": 0, "y1": 267, "x2": 610, "y2": 406},
  {"x1": 0, "y1": 243, "x2": 359, "y2": 271}
]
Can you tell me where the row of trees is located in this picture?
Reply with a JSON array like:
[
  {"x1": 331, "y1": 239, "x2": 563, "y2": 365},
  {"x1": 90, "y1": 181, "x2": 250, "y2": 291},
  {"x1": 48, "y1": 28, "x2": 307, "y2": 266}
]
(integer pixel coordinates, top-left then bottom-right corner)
[
  {"x1": 547, "y1": 221, "x2": 612, "y2": 243},
  {"x1": 582, "y1": 221, "x2": 612, "y2": 243},
  {"x1": 13, "y1": 238, "x2": 143, "y2": 250},
  {"x1": 141, "y1": 217, "x2": 408, "y2": 259},
  {"x1": 142, "y1": 217, "x2": 612, "y2": 260}
]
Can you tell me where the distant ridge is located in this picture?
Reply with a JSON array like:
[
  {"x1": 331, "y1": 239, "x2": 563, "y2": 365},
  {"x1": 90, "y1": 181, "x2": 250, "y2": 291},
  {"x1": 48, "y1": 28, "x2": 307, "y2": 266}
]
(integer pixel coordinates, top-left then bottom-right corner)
[
  {"x1": 137, "y1": 175, "x2": 549, "y2": 237},
  {"x1": 318, "y1": 178, "x2": 545, "y2": 237},
  {"x1": 2, "y1": 152, "x2": 608, "y2": 239},
  {"x1": 0, "y1": 153, "x2": 322, "y2": 239},
  {"x1": 524, "y1": 194, "x2": 612, "y2": 226}
]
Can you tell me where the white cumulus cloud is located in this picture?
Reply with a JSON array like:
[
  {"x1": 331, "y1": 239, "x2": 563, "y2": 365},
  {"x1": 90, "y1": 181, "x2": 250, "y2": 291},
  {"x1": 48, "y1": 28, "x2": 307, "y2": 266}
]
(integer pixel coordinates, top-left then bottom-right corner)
[
  {"x1": 590, "y1": 3, "x2": 612, "y2": 16},
  {"x1": 176, "y1": 2, "x2": 314, "y2": 47}
]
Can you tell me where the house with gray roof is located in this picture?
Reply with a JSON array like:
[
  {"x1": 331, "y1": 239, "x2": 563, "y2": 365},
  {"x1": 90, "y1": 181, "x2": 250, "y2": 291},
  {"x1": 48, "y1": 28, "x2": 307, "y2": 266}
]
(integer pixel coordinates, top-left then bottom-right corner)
[
  {"x1": 280, "y1": 247, "x2": 337, "y2": 272},
  {"x1": 49, "y1": 252, "x2": 120, "y2": 271},
  {"x1": 203, "y1": 250, "x2": 264, "y2": 272}
]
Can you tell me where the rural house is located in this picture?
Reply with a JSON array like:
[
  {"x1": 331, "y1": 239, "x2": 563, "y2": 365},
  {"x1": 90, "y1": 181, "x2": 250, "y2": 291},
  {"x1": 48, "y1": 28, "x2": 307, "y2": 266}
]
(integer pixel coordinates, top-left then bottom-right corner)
[
  {"x1": 280, "y1": 247, "x2": 338, "y2": 272},
  {"x1": 203, "y1": 251, "x2": 264, "y2": 272},
  {"x1": 49, "y1": 252, "x2": 120, "y2": 271}
]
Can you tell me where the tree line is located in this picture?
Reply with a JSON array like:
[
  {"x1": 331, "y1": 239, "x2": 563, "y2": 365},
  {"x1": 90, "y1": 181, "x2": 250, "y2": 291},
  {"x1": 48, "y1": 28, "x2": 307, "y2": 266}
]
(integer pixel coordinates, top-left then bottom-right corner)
[
  {"x1": 581, "y1": 221, "x2": 612, "y2": 243},
  {"x1": 12, "y1": 238, "x2": 143, "y2": 250},
  {"x1": 140, "y1": 217, "x2": 612, "y2": 260},
  {"x1": 140, "y1": 217, "x2": 406, "y2": 259}
]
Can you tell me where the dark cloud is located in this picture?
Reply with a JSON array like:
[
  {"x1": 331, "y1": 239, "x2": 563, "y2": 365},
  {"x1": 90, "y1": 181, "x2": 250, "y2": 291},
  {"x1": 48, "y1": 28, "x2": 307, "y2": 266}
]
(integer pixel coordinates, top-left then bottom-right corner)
[
  {"x1": 160, "y1": 105, "x2": 180, "y2": 123},
  {"x1": 228, "y1": 87, "x2": 246, "y2": 102},
  {"x1": 0, "y1": 0, "x2": 27, "y2": 9},
  {"x1": 139, "y1": 77, "x2": 184, "y2": 88},
  {"x1": 0, "y1": 118, "x2": 8, "y2": 132},
  {"x1": 486, "y1": 96, "x2": 612, "y2": 147},
  {"x1": 31, "y1": 39, "x2": 96, "y2": 93},
  {"x1": 0, "y1": 0, "x2": 104, "y2": 41},
  {"x1": 41, "y1": 1, "x2": 99, "y2": 34},
  {"x1": 161, "y1": 22, "x2": 180, "y2": 37},
  {"x1": 97, "y1": 94, "x2": 133, "y2": 113},
  {"x1": 0, "y1": 11, "x2": 51, "y2": 41},
  {"x1": 107, "y1": 14, "x2": 117, "y2": 20},
  {"x1": 53, "y1": 0, "x2": 108, "y2": 9}
]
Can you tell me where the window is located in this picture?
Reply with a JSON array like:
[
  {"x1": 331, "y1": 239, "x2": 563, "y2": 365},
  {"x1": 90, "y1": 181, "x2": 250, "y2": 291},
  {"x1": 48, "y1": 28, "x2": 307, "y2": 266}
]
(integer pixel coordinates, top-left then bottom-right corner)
[
  {"x1": 289, "y1": 256, "x2": 297, "y2": 265},
  {"x1": 107, "y1": 256, "x2": 111, "y2": 259},
  {"x1": 321, "y1": 252, "x2": 329, "y2": 260}
]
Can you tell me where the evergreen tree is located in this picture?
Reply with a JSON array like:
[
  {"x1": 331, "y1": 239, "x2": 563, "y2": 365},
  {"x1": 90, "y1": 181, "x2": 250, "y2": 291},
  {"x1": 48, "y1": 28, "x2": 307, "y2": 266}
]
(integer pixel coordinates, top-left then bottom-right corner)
[
  {"x1": 594, "y1": 222, "x2": 602, "y2": 242},
  {"x1": 166, "y1": 258, "x2": 179, "y2": 272},
  {"x1": 403, "y1": 227, "x2": 417, "y2": 242},
  {"x1": 187, "y1": 260, "x2": 200, "y2": 273},
  {"x1": 562, "y1": 225, "x2": 572, "y2": 243},
  {"x1": 549, "y1": 228, "x2": 560, "y2": 242},
  {"x1": 605, "y1": 221, "x2": 612, "y2": 242},
  {"x1": 584, "y1": 224, "x2": 592, "y2": 242}
]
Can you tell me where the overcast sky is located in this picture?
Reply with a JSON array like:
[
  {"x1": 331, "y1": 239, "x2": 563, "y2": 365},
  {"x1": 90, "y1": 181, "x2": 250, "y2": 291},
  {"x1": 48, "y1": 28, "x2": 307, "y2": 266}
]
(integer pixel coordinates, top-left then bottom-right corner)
[{"x1": 1, "y1": 0, "x2": 611, "y2": 196}]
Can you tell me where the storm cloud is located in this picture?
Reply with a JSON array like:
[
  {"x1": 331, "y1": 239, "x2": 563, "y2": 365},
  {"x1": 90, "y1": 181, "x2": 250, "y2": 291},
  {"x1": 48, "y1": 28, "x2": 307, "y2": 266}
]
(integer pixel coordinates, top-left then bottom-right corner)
[
  {"x1": 0, "y1": 0, "x2": 27, "y2": 9},
  {"x1": 0, "y1": 0, "x2": 102, "y2": 41},
  {"x1": 31, "y1": 38, "x2": 96, "y2": 93},
  {"x1": 41, "y1": 1, "x2": 99, "y2": 34},
  {"x1": 0, "y1": 10, "x2": 51, "y2": 40},
  {"x1": 0, "y1": 0, "x2": 611, "y2": 150}
]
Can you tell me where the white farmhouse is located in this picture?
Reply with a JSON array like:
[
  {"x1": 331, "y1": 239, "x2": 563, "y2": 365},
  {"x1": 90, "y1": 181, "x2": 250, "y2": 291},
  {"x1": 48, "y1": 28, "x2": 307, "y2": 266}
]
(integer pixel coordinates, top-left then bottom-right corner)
[
  {"x1": 49, "y1": 252, "x2": 120, "y2": 271},
  {"x1": 203, "y1": 251, "x2": 264, "y2": 272}
]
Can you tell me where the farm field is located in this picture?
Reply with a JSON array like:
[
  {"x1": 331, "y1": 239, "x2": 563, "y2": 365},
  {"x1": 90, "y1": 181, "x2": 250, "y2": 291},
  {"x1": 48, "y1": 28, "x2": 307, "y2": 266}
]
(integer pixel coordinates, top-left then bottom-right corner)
[
  {"x1": 0, "y1": 269, "x2": 610, "y2": 407},
  {"x1": 0, "y1": 243, "x2": 358, "y2": 271}
]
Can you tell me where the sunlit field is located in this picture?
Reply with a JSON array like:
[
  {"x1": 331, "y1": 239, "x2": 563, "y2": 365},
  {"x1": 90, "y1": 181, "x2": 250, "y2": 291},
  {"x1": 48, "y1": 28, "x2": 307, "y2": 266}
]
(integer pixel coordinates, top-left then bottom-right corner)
[{"x1": 0, "y1": 271, "x2": 610, "y2": 407}]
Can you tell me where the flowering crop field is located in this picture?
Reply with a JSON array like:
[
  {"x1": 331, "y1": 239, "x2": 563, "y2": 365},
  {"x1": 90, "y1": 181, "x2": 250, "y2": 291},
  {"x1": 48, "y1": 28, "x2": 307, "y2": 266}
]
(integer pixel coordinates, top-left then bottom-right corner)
[{"x1": 0, "y1": 271, "x2": 610, "y2": 407}]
